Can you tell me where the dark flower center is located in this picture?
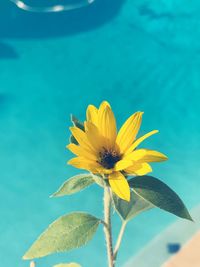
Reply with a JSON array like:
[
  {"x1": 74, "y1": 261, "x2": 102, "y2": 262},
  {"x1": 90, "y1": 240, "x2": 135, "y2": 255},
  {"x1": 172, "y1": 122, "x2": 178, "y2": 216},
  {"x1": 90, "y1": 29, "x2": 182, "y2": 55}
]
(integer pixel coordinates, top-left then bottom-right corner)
[{"x1": 98, "y1": 148, "x2": 121, "y2": 169}]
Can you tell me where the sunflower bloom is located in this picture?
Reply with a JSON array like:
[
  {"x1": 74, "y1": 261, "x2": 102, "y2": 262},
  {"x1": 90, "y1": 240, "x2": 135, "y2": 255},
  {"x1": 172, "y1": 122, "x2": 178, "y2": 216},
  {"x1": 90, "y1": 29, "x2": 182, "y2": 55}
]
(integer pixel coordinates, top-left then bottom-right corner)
[{"x1": 67, "y1": 101, "x2": 167, "y2": 201}]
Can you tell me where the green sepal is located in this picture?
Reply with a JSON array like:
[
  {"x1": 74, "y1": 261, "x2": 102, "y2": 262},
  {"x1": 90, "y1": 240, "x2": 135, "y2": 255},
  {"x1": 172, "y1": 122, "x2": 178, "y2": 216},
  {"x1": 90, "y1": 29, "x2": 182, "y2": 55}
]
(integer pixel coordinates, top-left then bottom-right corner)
[
  {"x1": 69, "y1": 135, "x2": 78, "y2": 145},
  {"x1": 69, "y1": 115, "x2": 85, "y2": 144},
  {"x1": 112, "y1": 190, "x2": 153, "y2": 221},
  {"x1": 23, "y1": 212, "x2": 101, "y2": 260},
  {"x1": 71, "y1": 115, "x2": 84, "y2": 131},
  {"x1": 129, "y1": 176, "x2": 193, "y2": 221}
]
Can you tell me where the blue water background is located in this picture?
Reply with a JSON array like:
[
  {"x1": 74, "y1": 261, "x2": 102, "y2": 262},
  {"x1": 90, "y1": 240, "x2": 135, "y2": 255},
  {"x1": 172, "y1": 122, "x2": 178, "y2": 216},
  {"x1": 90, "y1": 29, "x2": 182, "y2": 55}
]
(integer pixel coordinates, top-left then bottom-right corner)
[{"x1": 0, "y1": 0, "x2": 200, "y2": 266}]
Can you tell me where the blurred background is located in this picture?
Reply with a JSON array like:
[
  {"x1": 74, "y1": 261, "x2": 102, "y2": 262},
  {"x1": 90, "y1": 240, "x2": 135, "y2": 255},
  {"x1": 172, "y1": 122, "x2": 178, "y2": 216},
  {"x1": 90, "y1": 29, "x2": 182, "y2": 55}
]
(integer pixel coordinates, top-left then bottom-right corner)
[{"x1": 0, "y1": 0, "x2": 200, "y2": 266}]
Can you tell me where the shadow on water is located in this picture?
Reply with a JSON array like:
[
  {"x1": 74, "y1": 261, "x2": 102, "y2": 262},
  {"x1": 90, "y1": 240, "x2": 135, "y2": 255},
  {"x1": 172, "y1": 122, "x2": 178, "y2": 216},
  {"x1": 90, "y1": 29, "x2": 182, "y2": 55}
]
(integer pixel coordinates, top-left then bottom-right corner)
[
  {"x1": 0, "y1": 0, "x2": 125, "y2": 39},
  {"x1": 0, "y1": 42, "x2": 18, "y2": 59}
]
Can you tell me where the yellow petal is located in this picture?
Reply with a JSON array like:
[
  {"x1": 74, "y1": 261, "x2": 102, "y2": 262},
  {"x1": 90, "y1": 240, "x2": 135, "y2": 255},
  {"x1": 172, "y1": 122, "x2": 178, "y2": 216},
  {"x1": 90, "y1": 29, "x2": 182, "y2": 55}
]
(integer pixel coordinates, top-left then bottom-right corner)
[
  {"x1": 98, "y1": 101, "x2": 111, "y2": 110},
  {"x1": 84, "y1": 121, "x2": 105, "y2": 151},
  {"x1": 67, "y1": 143, "x2": 96, "y2": 161},
  {"x1": 98, "y1": 104, "x2": 117, "y2": 148},
  {"x1": 125, "y1": 162, "x2": 152, "y2": 175},
  {"x1": 86, "y1": 105, "x2": 98, "y2": 126},
  {"x1": 116, "y1": 112, "x2": 143, "y2": 154},
  {"x1": 68, "y1": 157, "x2": 89, "y2": 169},
  {"x1": 114, "y1": 159, "x2": 133, "y2": 171},
  {"x1": 123, "y1": 149, "x2": 147, "y2": 161},
  {"x1": 108, "y1": 172, "x2": 130, "y2": 201},
  {"x1": 139, "y1": 150, "x2": 168, "y2": 162},
  {"x1": 125, "y1": 130, "x2": 159, "y2": 155},
  {"x1": 124, "y1": 149, "x2": 168, "y2": 163},
  {"x1": 70, "y1": 127, "x2": 95, "y2": 154},
  {"x1": 68, "y1": 157, "x2": 100, "y2": 171}
]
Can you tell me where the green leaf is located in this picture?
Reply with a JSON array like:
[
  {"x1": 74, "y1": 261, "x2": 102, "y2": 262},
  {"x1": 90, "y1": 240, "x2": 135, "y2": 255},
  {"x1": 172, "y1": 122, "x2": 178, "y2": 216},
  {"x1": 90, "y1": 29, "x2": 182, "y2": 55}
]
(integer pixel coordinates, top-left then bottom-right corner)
[
  {"x1": 90, "y1": 173, "x2": 106, "y2": 188},
  {"x1": 53, "y1": 263, "x2": 81, "y2": 267},
  {"x1": 129, "y1": 176, "x2": 192, "y2": 221},
  {"x1": 23, "y1": 212, "x2": 100, "y2": 260},
  {"x1": 113, "y1": 191, "x2": 153, "y2": 221},
  {"x1": 51, "y1": 174, "x2": 95, "y2": 197}
]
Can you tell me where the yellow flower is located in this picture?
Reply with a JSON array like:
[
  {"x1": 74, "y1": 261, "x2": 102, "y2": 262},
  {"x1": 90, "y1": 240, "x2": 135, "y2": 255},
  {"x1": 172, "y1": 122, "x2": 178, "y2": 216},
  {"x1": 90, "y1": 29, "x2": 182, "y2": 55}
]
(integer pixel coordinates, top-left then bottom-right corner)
[{"x1": 67, "y1": 101, "x2": 167, "y2": 202}]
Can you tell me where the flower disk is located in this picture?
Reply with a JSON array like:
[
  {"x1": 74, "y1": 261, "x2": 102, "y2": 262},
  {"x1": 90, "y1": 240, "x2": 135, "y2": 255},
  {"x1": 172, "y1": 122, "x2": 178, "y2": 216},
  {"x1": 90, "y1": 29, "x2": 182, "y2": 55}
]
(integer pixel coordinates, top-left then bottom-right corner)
[
  {"x1": 67, "y1": 101, "x2": 168, "y2": 201},
  {"x1": 98, "y1": 148, "x2": 121, "y2": 169}
]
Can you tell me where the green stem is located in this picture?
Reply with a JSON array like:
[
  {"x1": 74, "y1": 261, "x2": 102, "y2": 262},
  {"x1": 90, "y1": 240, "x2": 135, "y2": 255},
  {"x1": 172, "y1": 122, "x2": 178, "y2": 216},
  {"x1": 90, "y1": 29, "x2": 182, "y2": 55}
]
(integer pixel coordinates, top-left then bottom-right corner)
[
  {"x1": 113, "y1": 221, "x2": 127, "y2": 262},
  {"x1": 103, "y1": 185, "x2": 114, "y2": 267}
]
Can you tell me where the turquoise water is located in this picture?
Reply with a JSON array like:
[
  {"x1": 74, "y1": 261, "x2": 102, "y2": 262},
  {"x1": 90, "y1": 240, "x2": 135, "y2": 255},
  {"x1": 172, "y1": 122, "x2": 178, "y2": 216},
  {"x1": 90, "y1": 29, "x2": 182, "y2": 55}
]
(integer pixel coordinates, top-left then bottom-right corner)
[{"x1": 1, "y1": 1, "x2": 200, "y2": 266}]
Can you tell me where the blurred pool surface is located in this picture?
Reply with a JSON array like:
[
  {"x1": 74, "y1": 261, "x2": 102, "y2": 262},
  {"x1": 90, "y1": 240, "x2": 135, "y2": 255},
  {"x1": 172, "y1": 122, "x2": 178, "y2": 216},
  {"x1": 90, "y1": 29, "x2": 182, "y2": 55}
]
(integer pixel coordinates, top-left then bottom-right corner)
[{"x1": 0, "y1": 0, "x2": 200, "y2": 266}]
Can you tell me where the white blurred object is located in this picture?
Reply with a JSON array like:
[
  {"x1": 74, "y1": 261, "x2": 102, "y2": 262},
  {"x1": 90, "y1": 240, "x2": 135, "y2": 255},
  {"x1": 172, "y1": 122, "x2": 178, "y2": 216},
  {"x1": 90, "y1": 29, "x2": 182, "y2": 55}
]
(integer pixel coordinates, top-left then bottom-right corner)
[
  {"x1": 9, "y1": 0, "x2": 95, "y2": 12},
  {"x1": 30, "y1": 261, "x2": 35, "y2": 267}
]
